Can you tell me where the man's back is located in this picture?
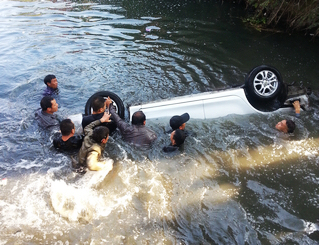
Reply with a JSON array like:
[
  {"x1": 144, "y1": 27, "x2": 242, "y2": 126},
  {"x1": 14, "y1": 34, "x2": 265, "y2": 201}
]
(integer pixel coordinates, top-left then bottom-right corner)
[
  {"x1": 82, "y1": 113, "x2": 117, "y2": 133},
  {"x1": 120, "y1": 123, "x2": 157, "y2": 146},
  {"x1": 78, "y1": 135, "x2": 104, "y2": 167},
  {"x1": 78, "y1": 119, "x2": 107, "y2": 170},
  {"x1": 53, "y1": 134, "x2": 83, "y2": 151},
  {"x1": 109, "y1": 105, "x2": 157, "y2": 147}
]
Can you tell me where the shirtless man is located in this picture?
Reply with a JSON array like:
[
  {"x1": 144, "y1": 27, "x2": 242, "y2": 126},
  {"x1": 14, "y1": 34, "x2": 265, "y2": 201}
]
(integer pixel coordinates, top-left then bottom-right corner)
[{"x1": 275, "y1": 100, "x2": 300, "y2": 133}]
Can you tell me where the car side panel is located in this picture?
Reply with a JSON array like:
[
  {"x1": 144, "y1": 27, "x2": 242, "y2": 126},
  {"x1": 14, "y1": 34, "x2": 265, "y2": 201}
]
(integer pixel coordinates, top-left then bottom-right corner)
[
  {"x1": 129, "y1": 88, "x2": 263, "y2": 121},
  {"x1": 130, "y1": 100, "x2": 205, "y2": 120},
  {"x1": 203, "y1": 95, "x2": 258, "y2": 119}
]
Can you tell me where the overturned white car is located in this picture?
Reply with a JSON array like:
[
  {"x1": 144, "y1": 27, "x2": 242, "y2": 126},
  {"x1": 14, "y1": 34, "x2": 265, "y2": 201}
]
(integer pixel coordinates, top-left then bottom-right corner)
[{"x1": 84, "y1": 65, "x2": 311, "y2": 121}]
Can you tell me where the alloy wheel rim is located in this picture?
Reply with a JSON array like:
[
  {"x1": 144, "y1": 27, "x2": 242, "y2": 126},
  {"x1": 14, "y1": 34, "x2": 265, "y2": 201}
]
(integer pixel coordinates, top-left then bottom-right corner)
[{"x1": 253, "y1": 70, "x2": 278, "y2": 97}]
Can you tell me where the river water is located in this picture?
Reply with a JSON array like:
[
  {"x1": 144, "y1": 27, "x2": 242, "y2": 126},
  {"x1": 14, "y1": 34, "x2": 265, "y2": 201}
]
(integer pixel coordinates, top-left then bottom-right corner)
[{"x1": 0, "y1": 0, "x2": 319, "y2": 244}]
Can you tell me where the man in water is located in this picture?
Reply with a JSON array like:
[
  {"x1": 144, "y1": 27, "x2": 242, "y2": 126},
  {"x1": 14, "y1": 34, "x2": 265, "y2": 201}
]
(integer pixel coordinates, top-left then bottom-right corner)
[
  {"x1": 275, "y1": 119, "x2": 296, "y2": 133},
  {"x1": 35, "y1": 96, "x2": 59, "y2": 129},
  {"x1": 163, "y1": 129, "x2": 186, "y2": 152},
  {"x1": 169, "y1": 113, "x2": 190, "y2": 131},
  {"x1": 105, "y1": 97, "x2": 157, "y2": 147},
  {"x1": 275, "y1": 100, "x2": 300, "y2": 133},
  {"x1": 43, "y1": 74, "x2": 58, "y2": 96},
  {"x1": 168, "y1": 112, "x2": 195, "y2": 137},
  {"x1": 82, "y1": 96, "x2": 117, "y2": 134},
  {"x1": 53, "y1": 119, "x2": 83, "y2": 151},
  {"x1": 78, "y1": 112, "x2": 113, "y2": 171}
]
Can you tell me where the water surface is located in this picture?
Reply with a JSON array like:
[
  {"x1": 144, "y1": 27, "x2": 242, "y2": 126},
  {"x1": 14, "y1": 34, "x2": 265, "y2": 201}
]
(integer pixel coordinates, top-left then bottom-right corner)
[{"x1": 0, "y1": 0, "x2": 319, "y2": 244}]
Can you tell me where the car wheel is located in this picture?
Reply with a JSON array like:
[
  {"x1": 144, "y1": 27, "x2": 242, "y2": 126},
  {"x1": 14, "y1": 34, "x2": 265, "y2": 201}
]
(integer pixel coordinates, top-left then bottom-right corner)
[
  {"x1": 245, "y1": 65, "x2": 283, "y2": 101},
  {"x1": 84, "y1": 91, "x2": 125, "y2": 119}
]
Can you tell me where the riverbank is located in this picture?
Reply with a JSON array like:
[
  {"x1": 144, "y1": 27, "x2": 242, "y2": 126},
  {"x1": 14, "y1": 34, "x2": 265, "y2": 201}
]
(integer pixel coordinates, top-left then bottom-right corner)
[{"x1": 233, "y1": 0, "x2": 319, "y2": 37}]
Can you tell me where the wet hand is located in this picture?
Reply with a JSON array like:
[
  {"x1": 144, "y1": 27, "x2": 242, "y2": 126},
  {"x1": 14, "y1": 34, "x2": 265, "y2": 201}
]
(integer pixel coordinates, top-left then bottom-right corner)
[
  {"x1": 100, "y1": 112, "x2": 111, "y2": 123},
  {"x1": 105, "y1": 97, "x2": 112, "y2": 107},
  {"x1": 292, "y1": 100, "x2": 300, "y2": 114}
]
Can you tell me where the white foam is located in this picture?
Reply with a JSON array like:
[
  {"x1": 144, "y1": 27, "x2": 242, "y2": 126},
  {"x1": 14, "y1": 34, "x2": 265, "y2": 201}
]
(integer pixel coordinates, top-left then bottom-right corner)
[{"x1": 50, "y1": 159, "x2": 119, "y2": 222}]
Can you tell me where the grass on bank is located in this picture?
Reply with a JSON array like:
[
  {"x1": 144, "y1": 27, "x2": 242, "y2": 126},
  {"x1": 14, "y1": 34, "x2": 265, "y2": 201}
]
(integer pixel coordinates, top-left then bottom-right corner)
[{"x1": 235, "y1": 0, "x2": 319, "y2": 36}]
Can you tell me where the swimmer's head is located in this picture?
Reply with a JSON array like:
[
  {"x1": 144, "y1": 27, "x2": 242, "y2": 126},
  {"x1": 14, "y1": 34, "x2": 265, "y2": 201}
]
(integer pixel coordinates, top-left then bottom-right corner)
[
  {"x1": 171, "y1": 129, "x2": 186, "y2": 146},
  {"x1": 92, "y1": 126, "x2": 109, "y2": 144},
  {"x1": 60, "y1": 119, "x2": 75, "y2": 136},
  {"x1": 92, "y1": 96, "x2": 106, "y2": 113},
  {"x1": 132, "y1": 111, "x2": 146, "y2": 126},
  {"x1": 44, "y1": 74, "x2": 58, "y2": 89},
  {"x1": 170, "y1": 113, "x2": 190, "y2": 130},
  {"x1": 276, "y1": 119, "x2": 295, "y2": 133},
  {"x1": 40, "y1": 96, "x2": 58, "y2": 114}
]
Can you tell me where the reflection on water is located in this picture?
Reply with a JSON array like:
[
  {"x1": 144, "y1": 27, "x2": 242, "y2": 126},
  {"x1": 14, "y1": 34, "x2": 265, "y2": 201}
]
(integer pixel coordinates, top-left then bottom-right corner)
[{"x1": 0, "y1": 0, "x2": 319, "y2": 244}]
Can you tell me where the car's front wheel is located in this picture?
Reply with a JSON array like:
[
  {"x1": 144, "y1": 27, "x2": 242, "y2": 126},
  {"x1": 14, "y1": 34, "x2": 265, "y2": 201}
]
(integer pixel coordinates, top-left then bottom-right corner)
[{"x1": 245, "y1": 65, "x2": 283, "y2": 101}]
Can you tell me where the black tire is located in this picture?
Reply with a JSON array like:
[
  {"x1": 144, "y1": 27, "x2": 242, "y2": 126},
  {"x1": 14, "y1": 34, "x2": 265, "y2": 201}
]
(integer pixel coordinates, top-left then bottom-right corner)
[
  {"x1": 245, "y1": 65, "x2": 283, "y2": 101},
  {"x1": 84, "y1": 91, "x2": 125, "y2": 119}
]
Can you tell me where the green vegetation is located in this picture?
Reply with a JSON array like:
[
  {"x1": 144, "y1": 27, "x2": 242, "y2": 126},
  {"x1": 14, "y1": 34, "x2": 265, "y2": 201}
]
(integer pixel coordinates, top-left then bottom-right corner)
[{"x1": 237, "y1": 0, "x2": 319, "y2": 36}]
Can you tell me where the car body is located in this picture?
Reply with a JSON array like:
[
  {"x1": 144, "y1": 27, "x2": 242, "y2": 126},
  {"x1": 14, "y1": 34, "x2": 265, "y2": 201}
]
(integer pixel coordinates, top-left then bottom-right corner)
[
  {"x1": 128, "y1": 65, "x2": 310, "y2": 121},
  {"x1": 82, "y1": 65, "x2": 311, "y2": 123},
  {"x1": 129, "y1": 86, "x2": 309, "y2": 121},
  {"x1": 129, "y1": 87, "x2": 260, "y2": 120}
]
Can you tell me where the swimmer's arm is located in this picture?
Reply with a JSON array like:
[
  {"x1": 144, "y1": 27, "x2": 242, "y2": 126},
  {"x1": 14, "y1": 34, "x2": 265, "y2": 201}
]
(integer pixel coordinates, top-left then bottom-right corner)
[
  {"x1": 87, "y1": 152, "x2": 113, "y2": 171},
  {"x1": 108, "y1": 104, "x2": 129, "y2": 133},
  {"x1": 83, "y1": 119, "x2": 101, "y2": 136},
  {"x1": 87, "y1": 151, "x2": 103, "y2": 171},
  {"x1": 293, "y1": 101, "x2": 300, "y2": 117}
]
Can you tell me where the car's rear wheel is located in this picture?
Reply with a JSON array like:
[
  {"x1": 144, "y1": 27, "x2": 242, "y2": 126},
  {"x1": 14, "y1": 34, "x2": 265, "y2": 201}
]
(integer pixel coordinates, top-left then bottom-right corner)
[
  {"x1": 84, "y1": 91, "x2": 125, "y2": 119},
  {"x1": 245, "y1": 65, "x2": 283, "y2": 101}
]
